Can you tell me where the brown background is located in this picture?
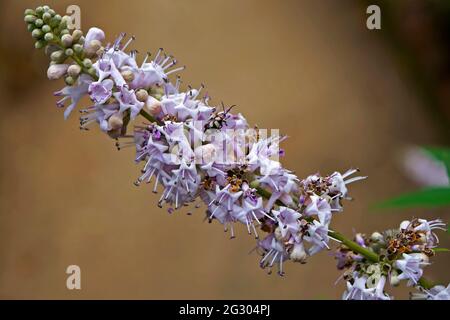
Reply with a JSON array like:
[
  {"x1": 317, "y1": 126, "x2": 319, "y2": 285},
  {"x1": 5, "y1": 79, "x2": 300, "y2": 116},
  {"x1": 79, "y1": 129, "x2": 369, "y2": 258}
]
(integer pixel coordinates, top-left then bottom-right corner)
[{"x1": 0, "y1": 0, "x2": 448, "y2": 299}]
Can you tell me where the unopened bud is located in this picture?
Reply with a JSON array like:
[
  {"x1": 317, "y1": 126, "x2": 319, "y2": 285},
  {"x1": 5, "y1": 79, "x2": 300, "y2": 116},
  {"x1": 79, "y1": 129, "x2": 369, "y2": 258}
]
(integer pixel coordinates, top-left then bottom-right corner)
[
  {"x1": 42, "y1": 12, "x2": 52, "y2": 23},
  {"x1": 35, "y1": 19, "x2": 44, "y2": 27},
  {"x1": 290, "y1": 243, "x2": 308, "y2": 263},
  {"x1": 60, "y1": 29, "x2": 70, "y2": 36},
  {"x1": 24, "y1": 15, "x2": 37, "y2": 23},
  {"x1": 35, "y1": 7, "x2": 44, "y2": 15},
  {"x1": 108, "y1": 114, "x2": 124, "y2": 130},
  {"x1": 44, "y1": 32, "x2": 54, "y2": 42},
  {"x1": 136, "y1": 89, "x2": 149, "y2": 102},
  {"x1": 64, "y1": 76, "x2": 75, "y2": 86},
  {"x1": 50, "y1": 50, "x2": 65, "y2": 62},
  {"x1": 61, "y1": 34, "x2": 73, "y2": 47},
  {"x1": 370, "y1": 232, "x2": 383, "y2": 242},
  {"x1": 31, "y1": 29, "x2": 43, "y2": 39},
  {"x1": 41, "y1": 24, "x2": 51, "y2": 33},
  {"x1": 121, "y1": 69, "x2": 134, "y2": 82},
  {"x1": 67, "y1": 64, "x2": 82, "y2": 78},
  {"x1": 144, "y1": 97, "x2": 162, "y2": 115},
  {"x1": 83, "y1": 58, "x2": 92, "y2": 68},
  {"x1": 34, "y1": 40, "x2": 45, "y2": 49},
  {"x1": 24, "y1": 9, "x2": 35, "y2": 16},
  {"x1": 73, "y1": 44, "x2": 83, "y2": 54},
  {"x1": 47, "y1": 64, "x2": 69, "y2": 80},
  {"x1": 64, "y1": 48, "x2": 74, "y2": 56},
  {"x1": 84, "y1": 39, "x2": 102, "y2": 57},
  {"x1": 72, "y1": 29, "x2": 83, "y2": 42}
]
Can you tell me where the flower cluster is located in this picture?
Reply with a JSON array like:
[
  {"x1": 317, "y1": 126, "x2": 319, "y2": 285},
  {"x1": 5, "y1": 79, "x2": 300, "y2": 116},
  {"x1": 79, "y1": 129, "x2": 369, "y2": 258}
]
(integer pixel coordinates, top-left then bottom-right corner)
[
  {"x1": 337, "y1": 218, "x2": 448, "y2": 300},
  {"x1": 24, "y1": 6, "x2": 448, "y2": 300}
]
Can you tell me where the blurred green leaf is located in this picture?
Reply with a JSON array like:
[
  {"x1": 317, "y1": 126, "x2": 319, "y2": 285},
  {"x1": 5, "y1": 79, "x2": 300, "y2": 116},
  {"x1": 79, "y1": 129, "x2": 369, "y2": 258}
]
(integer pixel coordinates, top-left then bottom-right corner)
[
  {"x1": 375, "y1": 187, "x2": 450, "y2": 209},
  {"x1": 423, "y1": 146, "x2": 450, "y2": 177}
]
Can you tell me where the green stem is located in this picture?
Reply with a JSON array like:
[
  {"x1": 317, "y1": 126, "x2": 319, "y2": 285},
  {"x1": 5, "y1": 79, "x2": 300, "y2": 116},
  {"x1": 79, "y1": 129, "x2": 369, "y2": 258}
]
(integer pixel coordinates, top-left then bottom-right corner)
[{"x1": 252, "y1": 182, "x2": 434, "y2": 289}]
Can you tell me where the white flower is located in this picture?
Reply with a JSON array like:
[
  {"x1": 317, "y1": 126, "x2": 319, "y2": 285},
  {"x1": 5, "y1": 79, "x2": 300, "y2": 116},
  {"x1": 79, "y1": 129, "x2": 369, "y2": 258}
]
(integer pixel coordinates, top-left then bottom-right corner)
[
  {"x1": 411, "y1": 284, "x2": 450, "y2": 300},
  {"x1": 394, "y1": 253, "x2": 429, "y2": 286}
]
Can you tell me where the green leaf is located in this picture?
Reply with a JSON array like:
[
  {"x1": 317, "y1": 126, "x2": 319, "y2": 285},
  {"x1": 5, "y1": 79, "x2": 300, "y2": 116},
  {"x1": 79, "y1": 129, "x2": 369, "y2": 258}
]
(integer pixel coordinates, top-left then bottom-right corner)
[
  {"x1": 374, "y1": 187, "x2": 450, "y2": 209},
  {"x1": 422, "y1": 146, "x2": 450, "y2": 178}
]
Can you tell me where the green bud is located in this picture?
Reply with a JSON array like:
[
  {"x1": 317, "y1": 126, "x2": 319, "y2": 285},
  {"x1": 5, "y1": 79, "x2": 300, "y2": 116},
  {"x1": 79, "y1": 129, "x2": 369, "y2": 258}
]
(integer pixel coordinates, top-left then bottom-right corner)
[
  {"x1": 73, "y1": 44, "x2": 83, "y2": 54},
  {"x1": 24, "y1": 15, "x2": 37, "y2": 23},
  {"x1": 61, "y1": 34, "x2": 73, "y2": 47},
  {"x1": 35, "y1": 7, "x2": 44, "y2": 15},
  {"x1": 27, "y1": 24, "x2": 36, "y2": 32},
  {"x1": 50, "y1": 50, "x2": 65, "y2": 62},
  {"x1": 44, "y1": 32, "x2": 54, "y2": 41},
  {"x1": 65, "y1": 76, "x2": 75, "y2": 86},
  {"x1": 72, "y1": 30, "x2": 83, "y2": 42},
  {"x1": 60, "y1": 29, "x2": 70, "y2": 36},
  {"x1": 83, "y1": 58, "x2": 92, "y2": 68},
  {"x1": 31, "y1": 29, "x2": 43, "y2": 39},
  {"x1": 65, "y1": 48, "x2": 74, "y2": 56},
  {"x1": 24, "y1": 9, "x2": 35, "y2": 16},
  {"x1": 35, "y1": 40, "x2": 45, "y2": 49},
  {"x1": 67, "y1": 64, "x2": 82, "y2": 77},
  {"x1": 48, "y1": 9, "x2": 56, "y2": 16},
  {"x1": 42, "y1": 12, "x2": 52, "y2": 23},
  {"x1": 49, "y1": 16, "x2": 61, "y2": 28},
  {"x1": 43, "y1": 5, "x2": 50, "y2": 11},
  {"x1": 41, "y1": 25, "x2": 51, "y2": 33},
  {"x1": 34, "y1": 18, "x2": 44, "y2": 27}
]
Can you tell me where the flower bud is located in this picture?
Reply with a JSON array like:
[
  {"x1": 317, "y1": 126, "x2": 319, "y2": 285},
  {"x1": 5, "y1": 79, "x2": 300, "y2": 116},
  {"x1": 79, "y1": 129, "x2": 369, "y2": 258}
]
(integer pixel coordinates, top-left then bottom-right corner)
[
  {"x1": 121, "y1": 69, "x2": 134, "y2": 82},
  {"x1": 84, "y1": 40, "x2": 102, "y2": 57},
  {"x1": 274, "y1": 227, "x2": 283, "y2": 241},
  {"x1": 41, "y1": 24, "x2": 51, "y2": 33},
  {"x1": 108, "y1": 114, "x2": 124, "y2": 130},
  {"x1": 290, "y1": 242, "x2": 308, "y2": 263},
  {"x1": 35, "y1": 7, "x2": 44, "y2": 15},
  {"x1": 67, "y1": 64, "x2": 81, "y2": 78},
  {"x1": 27, "y1": 24, "x2": 36, "y2": 32},
  {"x1": 44, "y1": 32, "x2": 54, "y2": 41},
  {"x1": 47, "y1": 64, "x2": 69, "y2": 80},
  {"x1": 83, "y1": 58, "x2": 92, "y2": 68},
  {"x1": 50, "y1": 50, "x2": 65, "y2": 62},
  {"x1": 72, "y1": 29, "x2": 83, "y2": 42},
  {"x1": 31, "y1": 29, "x2": 43, "y2": 39},
  {"x1": 24, "y1": 15, "x2": 37, "y2": 23},
  {"x1": 399, "y1": 220, "x2": 410, "y2": 230},
  {"x1": 34, "y1": 18, "x2": 44, "y2": 27},
  {"x1": 65, "y1": 76, "x2": 75, "y2": 86},
  {"x1": 144, "y1": 97, "x2": 162, "y2": 115},
  {"x1": 84, "y1": 27, "x2": 105, "y2": 46},
  {"x1": 389, "y1": 270, "x2": 401, "y2": 287},
  {"x1": 73, "y1": 44, "x2": 83, "y2": 54},
  {"x1": 61, "y1": 34, "x2": 73, "y2": 47},
  {"x1": 60, "y1": 29, "x2": 70, "y2": 36},
  {"x1": 42, "y1": 12, "x2": 52, "y2": 23},
  {"x1": 136, "y1": 89, "x2": 149, "y2": 102},
  {"x1": 24, "y1": 9, "x2": 35, "y2": 16},
  {"x1": 64, "y1": 48, "x2": 74, "y2": 56},
  {"x1": 34, "y1": 40, "x2": 45, "y2": 49}
]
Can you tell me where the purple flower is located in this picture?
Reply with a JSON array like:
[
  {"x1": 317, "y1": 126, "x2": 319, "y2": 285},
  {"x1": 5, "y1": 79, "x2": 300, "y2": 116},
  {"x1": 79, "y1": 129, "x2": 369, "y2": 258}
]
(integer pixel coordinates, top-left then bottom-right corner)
[
  {"x1": 272, "y1": 207, "x2": 301, "y2": 241},
  {"x1": 394, "y1": 253, "x2": 429, "y2": 286},
  {"x1": 54, "y1": 74, "x2": 92, "y2": 119},
  {"x1": 113, "y1": 86, "x2": 144, "y2": 119},
  {"x1": 88, "y1": 79, "x2": 114, "y2": 104}
]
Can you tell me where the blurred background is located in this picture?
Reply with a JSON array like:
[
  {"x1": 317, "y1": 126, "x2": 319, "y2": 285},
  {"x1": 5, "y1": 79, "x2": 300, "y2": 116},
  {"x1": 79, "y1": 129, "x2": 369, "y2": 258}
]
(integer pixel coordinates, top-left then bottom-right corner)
[{"x1": 0, "y1": 0, "x2": 449, "y2": 299}]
